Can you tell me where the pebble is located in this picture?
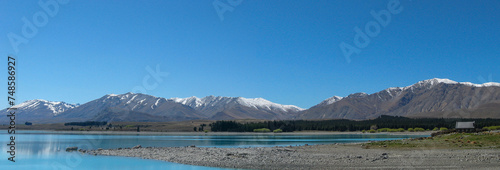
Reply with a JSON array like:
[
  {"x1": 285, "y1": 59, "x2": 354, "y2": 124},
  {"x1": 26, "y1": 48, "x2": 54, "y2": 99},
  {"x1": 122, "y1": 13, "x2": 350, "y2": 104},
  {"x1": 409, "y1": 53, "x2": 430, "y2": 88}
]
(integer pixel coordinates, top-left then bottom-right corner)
[{"x1": 86, "y1": 144, "x2": 500, "y2": 169}]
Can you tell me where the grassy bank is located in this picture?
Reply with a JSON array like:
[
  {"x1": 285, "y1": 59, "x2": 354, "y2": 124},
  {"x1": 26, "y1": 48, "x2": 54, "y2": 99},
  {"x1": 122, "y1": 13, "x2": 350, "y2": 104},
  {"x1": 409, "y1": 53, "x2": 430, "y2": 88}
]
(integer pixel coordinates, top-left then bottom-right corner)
[{"x1": 366, "y1": 131, "x2": 500, "y2": 149}]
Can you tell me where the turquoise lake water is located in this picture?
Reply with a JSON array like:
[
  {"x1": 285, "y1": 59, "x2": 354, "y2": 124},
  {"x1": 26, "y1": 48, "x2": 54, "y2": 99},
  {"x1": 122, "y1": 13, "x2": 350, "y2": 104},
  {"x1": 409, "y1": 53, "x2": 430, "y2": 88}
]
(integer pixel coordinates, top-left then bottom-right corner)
[{"x1": 1, "y1": 131, "x2": 428, "y2": 169}]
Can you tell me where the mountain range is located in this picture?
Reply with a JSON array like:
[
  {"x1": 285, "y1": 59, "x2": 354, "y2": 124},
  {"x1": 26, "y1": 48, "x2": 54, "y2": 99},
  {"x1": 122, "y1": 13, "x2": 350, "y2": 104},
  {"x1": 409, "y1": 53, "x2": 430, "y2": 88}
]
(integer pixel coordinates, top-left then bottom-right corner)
[
  {"x1": 2, "y1": 78, "x2": 500, "y2": 123},
  {"x1": 1, "y1": 93, "x2": 304, "y2": 123},
  {"x1": 299, "y1": 78, "x2": 500, "y2": 120}
]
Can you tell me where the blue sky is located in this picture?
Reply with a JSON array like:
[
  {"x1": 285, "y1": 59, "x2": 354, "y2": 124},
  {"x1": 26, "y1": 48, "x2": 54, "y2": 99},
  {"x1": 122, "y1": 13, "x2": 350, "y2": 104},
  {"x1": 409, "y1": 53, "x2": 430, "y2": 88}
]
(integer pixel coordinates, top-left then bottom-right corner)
[{"x1": 1, "y1": 0, "x2": 499, "y2": 109}]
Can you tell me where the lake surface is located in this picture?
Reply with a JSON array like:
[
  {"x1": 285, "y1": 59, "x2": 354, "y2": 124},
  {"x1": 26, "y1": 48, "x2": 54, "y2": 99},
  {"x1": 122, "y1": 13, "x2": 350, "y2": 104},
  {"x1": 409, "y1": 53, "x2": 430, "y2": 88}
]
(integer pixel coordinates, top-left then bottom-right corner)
[{"x1": 1, "y1": 131, "x2": 428, "y2": 169}]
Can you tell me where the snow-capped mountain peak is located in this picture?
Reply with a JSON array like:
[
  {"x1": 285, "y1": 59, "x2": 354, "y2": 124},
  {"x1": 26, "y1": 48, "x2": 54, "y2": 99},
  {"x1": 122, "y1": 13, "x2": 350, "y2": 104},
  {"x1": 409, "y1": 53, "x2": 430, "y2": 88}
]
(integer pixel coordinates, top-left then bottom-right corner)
[
  {"x1": 171, "y1": 96, "x2": 203, "y2": 108},
  {"x1": 13, "y1": 99, "x2": 78, "y2": 116},
  {"x1": 169, "y1": 96, "x2": 304, "y2": 112},
  {"x1": 383, "y1": 78, "x2": 500, "y2": 92},
  {"x1": 425, "y1": 78, "x2": 458, "y2": 84},
  {"x1": 407, "y1": 78, "x2": 457, "y2": 89},
  {"x1": 236, "y1": 97, "x2": 304, "y2": 112},
  {"x1": 457, "y1": 81, "x2": 500, "y2": 87},
  {"x1": 317, "y1": 96, "x2": 343, "y2": 106},
  {"x1": 347, "y1": 92, "x2": 368, "y2": 98},
  {"x1": 100, "y1": 93, "x2": 169, "y2": 110},
  {"x1": 318, "y1": 78, "x2": 500, "y2": 108}
]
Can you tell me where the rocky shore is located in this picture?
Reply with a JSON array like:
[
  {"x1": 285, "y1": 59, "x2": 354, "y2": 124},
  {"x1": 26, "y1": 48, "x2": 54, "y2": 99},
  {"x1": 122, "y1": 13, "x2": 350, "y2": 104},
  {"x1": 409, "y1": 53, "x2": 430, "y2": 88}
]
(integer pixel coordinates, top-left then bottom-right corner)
[{"x1": 87, "y1": 143, "x2": 500, "y2": 169}]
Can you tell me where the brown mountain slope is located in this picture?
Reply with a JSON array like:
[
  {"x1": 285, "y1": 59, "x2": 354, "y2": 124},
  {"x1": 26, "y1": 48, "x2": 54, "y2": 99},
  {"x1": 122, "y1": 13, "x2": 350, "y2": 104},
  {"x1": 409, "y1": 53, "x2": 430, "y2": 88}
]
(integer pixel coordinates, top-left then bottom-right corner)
[
  {"x1": 409, "y1": 102, "x2": 500, "y2": 118},
  {"x1": 298, "y1": 79, "x2": 500, "y2": 120},
  {"x1": 209, "y1": 105, "x2": 293, "y2": 120}
]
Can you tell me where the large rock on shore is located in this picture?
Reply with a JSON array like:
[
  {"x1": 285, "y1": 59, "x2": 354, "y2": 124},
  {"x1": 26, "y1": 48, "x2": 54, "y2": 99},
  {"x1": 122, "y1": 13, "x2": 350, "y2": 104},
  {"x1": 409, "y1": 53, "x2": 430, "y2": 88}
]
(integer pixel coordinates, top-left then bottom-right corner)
[{"x1": 66, "y1": 147, "x2": 78, "y2": 152}]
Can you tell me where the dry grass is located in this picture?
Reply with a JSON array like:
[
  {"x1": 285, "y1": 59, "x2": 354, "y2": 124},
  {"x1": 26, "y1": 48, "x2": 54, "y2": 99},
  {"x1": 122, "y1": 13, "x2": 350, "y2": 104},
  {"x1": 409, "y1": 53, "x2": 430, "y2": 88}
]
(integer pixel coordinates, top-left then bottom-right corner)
[{"x1": 366, "y1": 132, "x2": 500, "y2": 149}]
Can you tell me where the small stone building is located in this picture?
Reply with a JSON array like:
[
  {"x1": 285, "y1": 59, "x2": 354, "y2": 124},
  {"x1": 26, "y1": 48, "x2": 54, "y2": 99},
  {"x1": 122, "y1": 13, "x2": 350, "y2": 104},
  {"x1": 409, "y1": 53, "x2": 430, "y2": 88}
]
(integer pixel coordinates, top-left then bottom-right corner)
[{"x1": 455, "y1": 121, "x2": 475, "y2": 132}]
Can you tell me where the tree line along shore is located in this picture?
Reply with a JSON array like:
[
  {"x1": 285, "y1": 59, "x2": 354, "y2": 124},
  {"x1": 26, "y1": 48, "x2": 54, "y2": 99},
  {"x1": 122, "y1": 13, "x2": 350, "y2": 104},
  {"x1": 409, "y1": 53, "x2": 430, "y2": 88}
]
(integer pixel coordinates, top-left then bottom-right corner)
[
  {"x1": 4, "y1": 115, "x2": 500, "y2": 133},
  {"x1": 208, "y1": 116, "x2": 500, "y2": 133}
]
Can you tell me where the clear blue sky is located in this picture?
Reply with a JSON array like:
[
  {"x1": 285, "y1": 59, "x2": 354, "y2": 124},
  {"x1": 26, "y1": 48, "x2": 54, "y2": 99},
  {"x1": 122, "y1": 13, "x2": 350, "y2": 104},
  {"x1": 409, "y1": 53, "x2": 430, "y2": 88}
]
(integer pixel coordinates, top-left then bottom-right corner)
[{"x1": 1, "y1": 0, "x2": 499, "y2": 109}]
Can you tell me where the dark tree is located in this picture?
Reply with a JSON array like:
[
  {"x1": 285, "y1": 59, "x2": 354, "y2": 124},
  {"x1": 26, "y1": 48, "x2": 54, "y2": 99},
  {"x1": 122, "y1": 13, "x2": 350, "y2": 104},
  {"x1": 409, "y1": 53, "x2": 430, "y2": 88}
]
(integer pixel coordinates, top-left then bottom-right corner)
[
  {"x1": 64, "y1": 121, "x2": 107, "y2": 126},
  {"x1": 208, "y1": 116, "x2": 500, "y2": 132}
]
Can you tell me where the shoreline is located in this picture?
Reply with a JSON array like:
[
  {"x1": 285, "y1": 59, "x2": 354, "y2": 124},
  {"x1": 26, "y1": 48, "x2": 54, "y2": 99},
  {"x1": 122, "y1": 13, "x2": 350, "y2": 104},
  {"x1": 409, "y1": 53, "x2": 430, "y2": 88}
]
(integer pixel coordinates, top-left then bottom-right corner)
[
  {"x1": 14, "y1": 130, "x2": 433, "y2": 136},
  {"x1": 88, "y1": 143, "x2": 500, "y2": 170}
]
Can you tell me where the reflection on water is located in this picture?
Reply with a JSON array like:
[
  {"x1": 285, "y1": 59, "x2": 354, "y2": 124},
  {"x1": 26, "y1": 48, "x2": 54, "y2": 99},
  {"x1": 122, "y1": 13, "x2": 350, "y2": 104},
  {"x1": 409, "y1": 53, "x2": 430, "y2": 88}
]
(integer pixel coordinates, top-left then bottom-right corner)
[{"x1": 1, "y1": 131, "x2": 427, "y2": 169}]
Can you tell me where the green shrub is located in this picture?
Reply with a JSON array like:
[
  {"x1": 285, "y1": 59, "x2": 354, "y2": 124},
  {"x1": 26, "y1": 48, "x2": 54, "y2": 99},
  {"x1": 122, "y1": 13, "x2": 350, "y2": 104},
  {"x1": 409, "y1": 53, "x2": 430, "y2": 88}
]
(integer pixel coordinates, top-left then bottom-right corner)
[
  {"x1": 387, "y1": 129, "x2": 398, "y2": 132},
  {"x1": 253, "y1": 128, "x2": 271, "y2": 133},
  {"x1": 483, "y1": 126, "x2": 500, "y2": 131},
  {"x1": 204, "y1": 130, "x2": 209, "y2": 133},
  {"x1": 397, "y1": 128, "x2": 405, "y2": 132},
  {"x1": 362, "y1": 130, "x2": 366, "y2": 133},
  {"x1": 414, "y1": 127, "x2": 425, "y2": 132},
  {"x1": 273, "y1": 129, "x2": 283, "y2": 133},
  {"x1": 440, "y1": 127, "x2": 448, "y2": 131},
  {"x1": 369, "y1": 129, "x2": 376, "y2": 133},
  {"x1": 377, "y1": 128, "x2": 389, "y2": 132},
  {"x1": 407, "y1": 128, "x2": 414, "y2": 132},
  {"x1": 433, "y1": 127, "x2": 439, "y2": 131}
]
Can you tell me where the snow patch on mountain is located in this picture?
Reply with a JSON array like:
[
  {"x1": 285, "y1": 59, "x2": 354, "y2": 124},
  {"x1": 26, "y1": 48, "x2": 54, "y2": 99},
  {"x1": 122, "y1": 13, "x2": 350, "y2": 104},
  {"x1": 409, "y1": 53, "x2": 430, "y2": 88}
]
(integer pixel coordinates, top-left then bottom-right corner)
[
  {"x1": 413, "y1": 78, "x2": 500, "y2": 88},
  {"x1": 170, "y1": 96, "x2": 304, "y2": 112},
  {"x1": 236, "y1": 97, "x2": 304, "y2": 112},
  {"x1": 317, "y1": 96, "x2": 343, "y2": 106},
  {"x1": 347, "y1": 92, "x2": 368, "y2": 98},
  {"x1": 459, "y1": 82, "x2": 500, "y2": 87},
  {"x1": 382, "y1": 78, "x2": 500, "y2": 92},
  {"x1": 404, "y1": 78, "x2": 457, "y2": 89},
  {"x1": 171, "y1": 96, "x2": 203, "y2": 108}
]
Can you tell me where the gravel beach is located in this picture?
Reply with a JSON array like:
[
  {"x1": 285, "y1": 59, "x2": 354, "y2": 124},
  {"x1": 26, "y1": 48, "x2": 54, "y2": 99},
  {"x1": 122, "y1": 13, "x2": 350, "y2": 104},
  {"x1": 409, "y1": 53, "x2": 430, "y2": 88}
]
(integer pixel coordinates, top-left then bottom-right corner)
[{"x1": 88, "y1": 143, "x2": 500, "y2": 169}]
